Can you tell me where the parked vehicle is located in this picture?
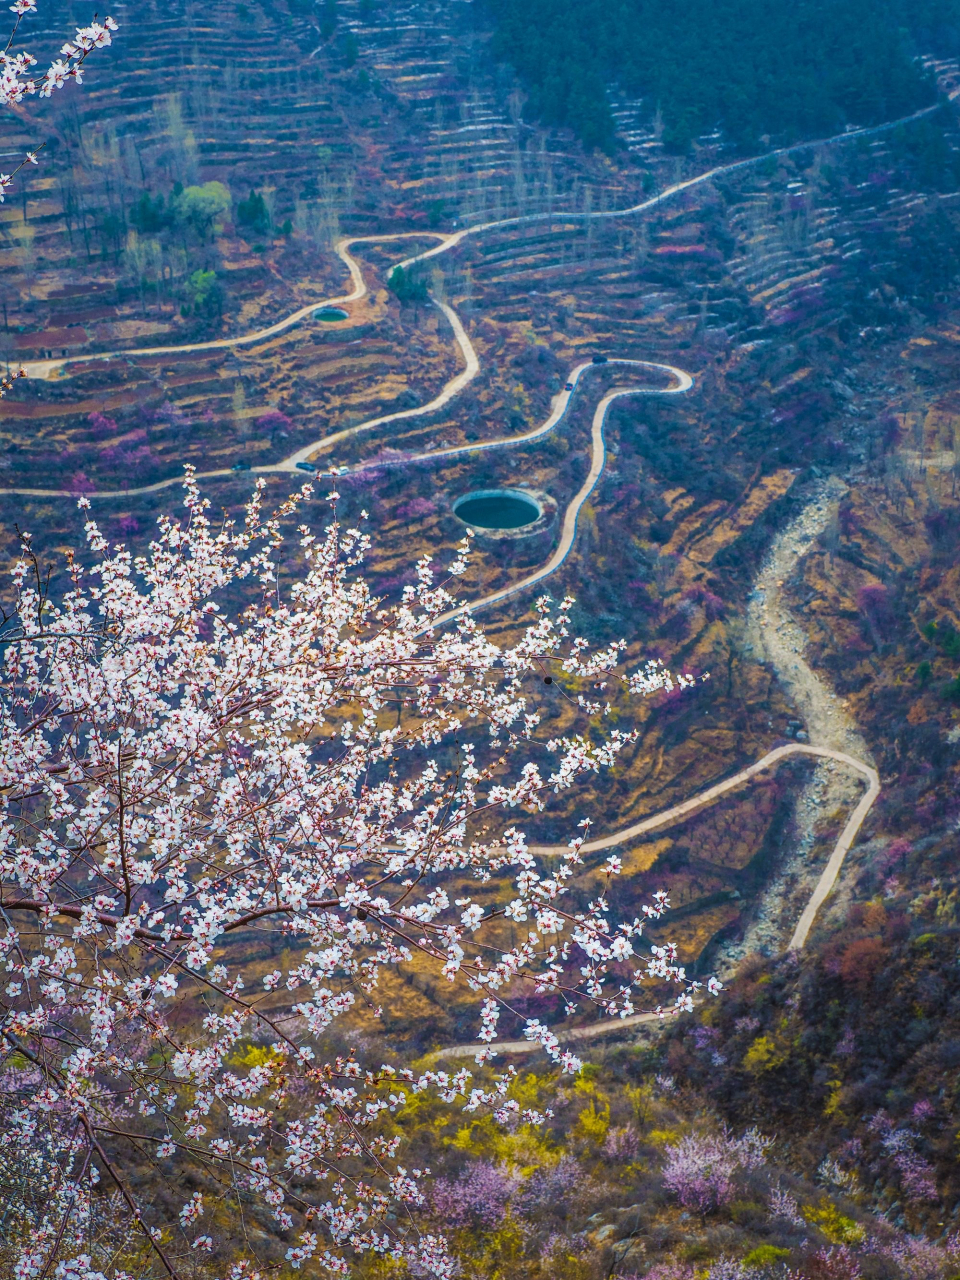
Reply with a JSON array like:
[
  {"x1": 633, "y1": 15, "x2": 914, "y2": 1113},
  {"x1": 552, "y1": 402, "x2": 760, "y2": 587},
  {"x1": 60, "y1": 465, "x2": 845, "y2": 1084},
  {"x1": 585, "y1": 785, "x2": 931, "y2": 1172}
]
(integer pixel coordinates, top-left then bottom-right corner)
[
  {"x1": 295, "y1": 461, "x2": 317, "y2": 473},
  {"x1": 592, "y1": 354, "x2": 608, "y2": 364}
]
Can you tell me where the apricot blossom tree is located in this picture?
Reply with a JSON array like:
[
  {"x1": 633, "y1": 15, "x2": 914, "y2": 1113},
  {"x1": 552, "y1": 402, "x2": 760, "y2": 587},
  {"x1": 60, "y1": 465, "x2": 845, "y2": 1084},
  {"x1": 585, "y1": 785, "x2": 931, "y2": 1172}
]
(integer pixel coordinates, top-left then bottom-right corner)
[
  {"x1": 0, "y1": 474, "x2": 714, "y2": 1278},
  {"x1": 1, "y1": 0, "x2": 117, "y2": 101},
  {"x1": 0, "y1": 0, "x2": 118, "y2": 400},
  {"x1": 0, "y1": 0, "x2": 119, "y2": 187}
]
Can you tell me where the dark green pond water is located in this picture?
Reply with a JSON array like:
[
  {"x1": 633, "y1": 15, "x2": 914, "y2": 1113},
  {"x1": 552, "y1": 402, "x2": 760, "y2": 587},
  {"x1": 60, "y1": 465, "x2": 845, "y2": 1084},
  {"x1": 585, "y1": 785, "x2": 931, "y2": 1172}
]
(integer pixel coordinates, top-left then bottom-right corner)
[
  {"x1": 314, "y1": 307, "x2": 349, "y2": 321},
  {"x1": 454, "y1": 492, "x2": 540, "y2": 529}
]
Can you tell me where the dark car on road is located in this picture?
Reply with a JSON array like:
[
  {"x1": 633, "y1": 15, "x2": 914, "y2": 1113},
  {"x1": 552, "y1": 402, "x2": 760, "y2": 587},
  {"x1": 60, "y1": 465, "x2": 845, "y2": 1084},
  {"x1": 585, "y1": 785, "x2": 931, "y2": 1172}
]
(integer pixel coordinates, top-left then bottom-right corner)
[
  {"x1": 295, "y1": 461, "x2": 317, "y2": 473},
  {"x1": 592, "y1": 355, "x2": 608, "y2": 364},
  {"x1": 231, "y1": 460, "x2": 251, "y2": 471},
  {"x1": 564, "y1": 382, "x2": 574, "y2": 391}
]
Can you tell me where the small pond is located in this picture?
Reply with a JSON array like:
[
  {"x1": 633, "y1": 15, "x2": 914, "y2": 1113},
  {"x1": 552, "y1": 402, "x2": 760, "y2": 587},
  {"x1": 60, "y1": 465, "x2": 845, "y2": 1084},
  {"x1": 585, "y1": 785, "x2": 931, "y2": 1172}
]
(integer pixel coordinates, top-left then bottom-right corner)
[
  {"x1": 314, "y1": 306, "x2": 349, "y2": 322},
  {"x1": 453, "y1": 488, "x2": 541, "y2": 530}
]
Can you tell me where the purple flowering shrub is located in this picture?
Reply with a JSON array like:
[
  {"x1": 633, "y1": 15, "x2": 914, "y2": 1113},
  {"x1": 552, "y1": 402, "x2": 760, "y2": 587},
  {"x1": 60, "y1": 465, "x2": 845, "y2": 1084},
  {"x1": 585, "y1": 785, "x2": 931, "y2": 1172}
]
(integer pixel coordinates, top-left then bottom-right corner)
[
  {"x1": 640, "y1": 1263, "x2": 696, "y2": 1280},
  {"x1": 86, "y1": 410, "x2": 119, "y2": 440},
  {"x1": 431, "y1": 1161, "x2": 519, "y2": 1229},
  {"x1": 806, "y1": 1245, "x2": 864, "y2": 1280},
  {"x1": 661, "y1": 1133, "x2": 735, "y2": 1216},
  {"x1": 867, "y1": 1113, "x2": 938, "y2": 1203},
  {"x1": 153, "y1": 399, "x2": 193, "y2": 433},
  {"x1": 413, "y1": 1061, "x2": 957, "y2": 1280},
  {"x1": 111, "y1": 513, "x2": 140, "y2": 538},
  {"x1": 395, "y1": 495, "x2": 437, "y2": 521},
  {"x1": 879, "y1": 1233, "x2": 960, "y2": 1280},
  {"x1": 255, "y1": 409, "x2": 294, "y2": 434},
  {"x1": 515, "y1": 1156, "x2": 585, "y2": 1214},
  {"x1": 662, "y1": 1128, "x2": 772, "y2": 1217},
  {"x1": 603, "y1": 1125, "x2": 641, "y2": 1162},
  {"x1": 99, "y1": 441, "x2": 155, "y2": 481},
  {"x1": 68, "y1": 470, "x2": 96, "y2": 494}
]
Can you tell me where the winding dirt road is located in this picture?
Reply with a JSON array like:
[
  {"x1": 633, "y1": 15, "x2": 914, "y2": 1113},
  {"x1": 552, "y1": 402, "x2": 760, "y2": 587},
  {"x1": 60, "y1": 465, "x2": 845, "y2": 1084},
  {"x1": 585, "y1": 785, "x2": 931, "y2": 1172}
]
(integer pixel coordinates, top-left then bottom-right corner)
[
  {"x1": 424, "y1": 366, "x2": 691, "y2": 630},
  {"x1": 433, "y1": 743, "x2": 879, "y2": 1060},
  {"x1": 2, "y1": 109, "x2": 898, "y2": 1051},
  {"x1": 434, "y1": 490, "x2": 883, "y2": 1058},
  {"x1": 392, "y1": 106, "x2": 937, "y2": 278},
  {"x1": 8, "y1": 233, "x2": 473, "y2": 498},
  {"x1": 526, "y1": 743, "x2": 877, "y2": 866},
  {"x1": 7, "y1": 98, "x2": 936, "y2": 498}
]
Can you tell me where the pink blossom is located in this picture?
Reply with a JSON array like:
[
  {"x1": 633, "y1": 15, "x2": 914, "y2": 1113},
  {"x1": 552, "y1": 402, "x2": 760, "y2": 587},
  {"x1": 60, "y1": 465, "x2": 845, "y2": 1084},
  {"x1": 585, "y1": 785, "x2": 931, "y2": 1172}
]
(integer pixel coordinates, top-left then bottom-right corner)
[
  {"x1": 911, "y1": 1099, "x2": 935, "y2": 1125},
  {"x1": 662, "y1": 1127, "x2": 771, "y2": 1216},
  {"x1": 0, "y1": 9, "x2": 117, "y2": 107},
  {"x1": 516, "y1": 1156, "x2": 583, "y2": 1211},
  {"x1": 68, "y1": 470, "x2": 96, "y2": 494},
  {"x1": 395, "y1": 496, "x2": 437, "y2": 521},
  {"x1": 662, "y1": 1133, "x2": 737, "y2": 1215},
  {"x1": 603, "y1": 1125, "x2": 640, "y2": 1161},
  {"x1": 255, "y1": 409, "x2": 294, "y2": 434},
  {"x1": 86, "y1": 411, "x2": 118, "y2": 440},
  {"x1": 431, "y1": 1162, "x2": 518, "y2": 1228}
]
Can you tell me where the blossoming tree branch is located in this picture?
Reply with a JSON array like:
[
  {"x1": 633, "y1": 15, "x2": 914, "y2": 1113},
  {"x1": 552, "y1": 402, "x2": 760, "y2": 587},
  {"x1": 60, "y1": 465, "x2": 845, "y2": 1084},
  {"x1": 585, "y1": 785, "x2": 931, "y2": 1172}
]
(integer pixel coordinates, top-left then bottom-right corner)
[
  {"x1": 0, "y1": 0, "x2": 118, "y2": 399},
  {"x1": 0, "y1": 0, "x2": 118, "y2": 122},
  {"x1": 0, "y1": 475, "x2": 716, "y2": 1277}
]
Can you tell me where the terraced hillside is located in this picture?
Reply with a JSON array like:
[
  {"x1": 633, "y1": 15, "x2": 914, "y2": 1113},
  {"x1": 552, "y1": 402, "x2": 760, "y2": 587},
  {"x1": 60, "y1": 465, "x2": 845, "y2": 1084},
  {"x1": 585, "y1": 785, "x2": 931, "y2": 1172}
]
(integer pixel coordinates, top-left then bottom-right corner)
[{"x1": 4, "y1": 0, "x2": 960, "y2": 989}]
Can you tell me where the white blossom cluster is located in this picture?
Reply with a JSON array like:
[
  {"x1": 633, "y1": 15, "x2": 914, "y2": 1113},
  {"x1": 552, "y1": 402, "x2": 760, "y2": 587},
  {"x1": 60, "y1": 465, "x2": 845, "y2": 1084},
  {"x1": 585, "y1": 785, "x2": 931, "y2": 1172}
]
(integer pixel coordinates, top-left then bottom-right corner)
[
  {"x1": 0, "y1": 2, "x2": 118, "y2": 201},
  {"x1": 0, "y1": 1123, "x2": 138, "y2": 1279},
  {"x1": 0, "y1": 473, "x2": 713, "y2": 1276}
]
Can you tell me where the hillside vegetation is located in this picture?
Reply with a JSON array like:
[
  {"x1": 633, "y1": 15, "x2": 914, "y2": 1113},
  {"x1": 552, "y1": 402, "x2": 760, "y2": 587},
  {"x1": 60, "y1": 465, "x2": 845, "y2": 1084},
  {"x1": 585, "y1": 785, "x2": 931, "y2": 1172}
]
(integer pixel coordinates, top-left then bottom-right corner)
[
  {"x1": 6, "y1": 5, "x2": 960, "y2": 1273},
  {"x1": 486, "y1": 0, "x2": 955, "y2": 151}
]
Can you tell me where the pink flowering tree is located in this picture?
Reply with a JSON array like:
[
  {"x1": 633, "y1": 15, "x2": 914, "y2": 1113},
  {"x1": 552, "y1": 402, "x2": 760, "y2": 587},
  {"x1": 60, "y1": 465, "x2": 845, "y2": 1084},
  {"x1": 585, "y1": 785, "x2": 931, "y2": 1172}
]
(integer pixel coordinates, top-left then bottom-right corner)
[
  {"x1": 0, "y1": 474, "x2": 716, "y2": 1277},
  {"x1": 662, "y1": 1128, "x2": 771, "y2": 1219},
  {"x1": 430, "y1": 1161, "x2": 520, "y2": 1229},
  {"x1": 868, "y1": 1113, "x2": 939, "y2": 1204}
]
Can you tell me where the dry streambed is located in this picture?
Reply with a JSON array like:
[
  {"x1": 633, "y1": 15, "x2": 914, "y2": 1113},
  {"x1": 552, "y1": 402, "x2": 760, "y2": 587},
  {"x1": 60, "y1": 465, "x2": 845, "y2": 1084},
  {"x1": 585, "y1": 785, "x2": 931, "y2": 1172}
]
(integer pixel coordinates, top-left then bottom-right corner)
[
  {"x1": 437, "y1": 481, "x2": 881, "y2": 1060},
  {"x1": 715, "y1": 477, "x2": 876, "y2": 972}
]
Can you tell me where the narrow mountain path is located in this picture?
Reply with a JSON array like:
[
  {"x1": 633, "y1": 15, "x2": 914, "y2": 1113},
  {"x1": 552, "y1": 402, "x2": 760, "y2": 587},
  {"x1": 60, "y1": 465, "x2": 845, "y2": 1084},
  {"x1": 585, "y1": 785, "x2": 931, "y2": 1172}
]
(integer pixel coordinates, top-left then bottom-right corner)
[
  {"x1": 433, "y1": 744, "x2": 878, "y2": 1060},
  {"x1": 3, "y1": 108, "x2": 903, "y2": 1059},
  {"x1": 434, "y1": 487, "x2": 881, "y2": 1060},
  {"x1": 12, "y1": 102, "x2": 934, "y2": 398},
  {"x1": 420, "y1": 366, "x2": 691, "y2": 631}
]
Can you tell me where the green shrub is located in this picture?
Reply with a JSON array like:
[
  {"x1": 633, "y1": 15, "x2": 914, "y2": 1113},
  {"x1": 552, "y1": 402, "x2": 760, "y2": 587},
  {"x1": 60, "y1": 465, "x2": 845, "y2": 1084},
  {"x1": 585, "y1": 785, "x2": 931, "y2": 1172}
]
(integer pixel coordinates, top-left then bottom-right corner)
[
  {"x1": 172, "y1": 182, "x2": 231, "y2": 238},
  {"x1": 729, "y1": 1199, "x2": 766, "y2": 1225},
  {"x1": 744, "y1": 1245, "x2": 791, "y2": 1268},
  {"x1": 926, "y1": 620, "x2": 960, "y2": 659},
  {"x1": 389, "y1": 264, "x2": 429, "y2": 304},
  {"x1": 680, "y1": 1241, "x2": 712, "y2": 1262},
  {"x1": 183, "y1": 269, "x2": 222, "y2": 318},
  {"x1": 130, "y1": 191, "x2": 169, "y2": 233},
  {"x1": 237, "y1": 188, "x2": 270, "y2": 235}
]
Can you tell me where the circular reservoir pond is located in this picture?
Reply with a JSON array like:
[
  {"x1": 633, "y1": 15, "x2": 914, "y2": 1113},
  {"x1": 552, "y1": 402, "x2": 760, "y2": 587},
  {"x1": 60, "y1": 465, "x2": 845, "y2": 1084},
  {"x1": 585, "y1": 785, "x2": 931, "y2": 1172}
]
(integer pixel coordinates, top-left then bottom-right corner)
[
  {"x1": 453, "y1": 488, "x2": 541, "y2": 531},
  {"x1": 314, "y1": 306, "x2": 349, "y2": 322}
]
